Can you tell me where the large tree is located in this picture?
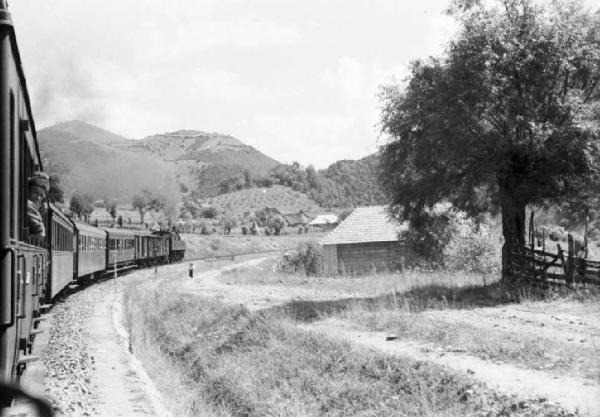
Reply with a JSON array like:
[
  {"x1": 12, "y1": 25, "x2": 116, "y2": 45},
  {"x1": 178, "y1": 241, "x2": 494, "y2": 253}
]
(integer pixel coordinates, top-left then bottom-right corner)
[
  {"x1": 379, "y1": 0, "x2": 600, "y2": 278},
  {"x1": 69, "y1": 192, "x2": 94, "y2": 221}
]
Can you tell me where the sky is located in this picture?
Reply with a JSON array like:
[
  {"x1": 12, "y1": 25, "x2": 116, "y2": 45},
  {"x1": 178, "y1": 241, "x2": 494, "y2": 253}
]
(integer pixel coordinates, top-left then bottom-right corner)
[{"x1": 9, "y1": 0, "x2": 597, "y2": 167}]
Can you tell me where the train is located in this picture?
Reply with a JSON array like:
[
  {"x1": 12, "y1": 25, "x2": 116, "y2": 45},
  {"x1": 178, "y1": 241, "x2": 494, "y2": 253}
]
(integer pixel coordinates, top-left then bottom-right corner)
[{"x1": 0, "y1": 2, "x2": 185, "y2": 392}]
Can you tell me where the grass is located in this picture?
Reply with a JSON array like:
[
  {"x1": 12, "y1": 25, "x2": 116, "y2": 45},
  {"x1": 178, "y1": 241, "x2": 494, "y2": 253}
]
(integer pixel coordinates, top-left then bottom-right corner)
[
  {"x1": 221, "y1": 262, "x2": 498, "y2": 298},
  {"x1": 182, "y1": 234, "x2": 322, "y2": 260},
  {"x1": 221, "y1": 260, "x2": 600, "y2": 381},
  {"x1": 203, "y1": 185, "x2": 326, "y2": 218},
  {"x1": 124, "y1": 284, "x2": 578, "y2": 417},
  {"x1": 336, "y1": 304, "x2": 600, "y2": 382}
]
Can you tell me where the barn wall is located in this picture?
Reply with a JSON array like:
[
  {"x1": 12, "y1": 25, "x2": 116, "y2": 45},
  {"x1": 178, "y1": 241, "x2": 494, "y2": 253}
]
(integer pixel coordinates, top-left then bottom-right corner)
[
  {"x1": 336, "y1": 241, "x2": 406, "y2": 275},
  {"x1": 323, "y1": 244, "x2": 338, "y2": 276}
]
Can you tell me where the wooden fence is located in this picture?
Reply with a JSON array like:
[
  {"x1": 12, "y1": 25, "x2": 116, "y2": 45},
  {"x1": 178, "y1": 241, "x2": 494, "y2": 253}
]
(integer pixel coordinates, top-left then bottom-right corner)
[{"x1": 510, "y1": 234, "x2": 600, "y2": 286}]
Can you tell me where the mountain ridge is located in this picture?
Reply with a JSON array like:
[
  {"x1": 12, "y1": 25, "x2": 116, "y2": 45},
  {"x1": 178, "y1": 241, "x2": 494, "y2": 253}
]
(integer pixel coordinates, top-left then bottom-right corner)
[{"x1": 37, "y1": 120, "x2": 384, "y2": 212}]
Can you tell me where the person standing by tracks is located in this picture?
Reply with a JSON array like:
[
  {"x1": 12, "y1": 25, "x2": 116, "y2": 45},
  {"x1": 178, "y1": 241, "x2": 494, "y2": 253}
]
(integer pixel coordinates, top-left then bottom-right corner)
[{"x1": 188, "y1": 263, "x2": 194, "y2": 278}]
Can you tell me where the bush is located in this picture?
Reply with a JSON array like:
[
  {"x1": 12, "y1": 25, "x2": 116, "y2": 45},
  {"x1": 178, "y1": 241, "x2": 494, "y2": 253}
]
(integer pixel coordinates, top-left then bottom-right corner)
[
  {"x1": 444, "y1": 222, "x2": 501, "y2": 274},
  {"x1": 548, "y1": 226, "x2": 566, "y2": 242},
  {"x1": 296, "y1": 241, "x2": 323, "y2": 276},
  {"x1": 278, "y1": 241, "x2": 324, "y2": 276},
  {"x1": 200, "y1": 206, "x2": 218, "y2": 219},
  {"x1": 407, "y1": 203, "x2": 501, "y2": 274},
  {"x1": 405, "y1": 203, "x2": 461, "y2": 266}
]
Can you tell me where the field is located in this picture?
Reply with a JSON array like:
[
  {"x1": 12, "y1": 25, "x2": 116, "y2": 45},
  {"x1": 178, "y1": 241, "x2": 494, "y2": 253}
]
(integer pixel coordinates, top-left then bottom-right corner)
[
  {"x1": 201, "y1": 185, "x2": 327, "y2": 218},
  {"x1": 123, "y1": 254, "x2": 600, "y2": 416},
  {"x1": 181, "y1": 233, "x2": 325, "y2": 259}
]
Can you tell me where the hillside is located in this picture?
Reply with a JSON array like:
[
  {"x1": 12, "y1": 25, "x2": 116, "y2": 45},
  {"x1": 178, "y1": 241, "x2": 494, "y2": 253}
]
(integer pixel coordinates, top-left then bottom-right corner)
[
  {"x1": 119, "y1": 130, "x2": 280, "y2": 198},
  {"x1": 318, "y1": 153, "x2": 386, "y2": 207},
  {"x1": 37, "y1": 121, "x2": 179, "y2": 214},
  {"x1": 267, "y1": 154, "x2": 386, "y2": 209},
  {"x1": 38, "y1": 120, "x2": 383, "y2": 222},
  {"x1": 189, "y1": 185, "x2": 326, "y2": 218},
  {"x1": 37, "y1": 121, "x2": 282, "y2": 205},
  {"x1": 44, "y1": 120, "x2": 129, "y2": 145}
]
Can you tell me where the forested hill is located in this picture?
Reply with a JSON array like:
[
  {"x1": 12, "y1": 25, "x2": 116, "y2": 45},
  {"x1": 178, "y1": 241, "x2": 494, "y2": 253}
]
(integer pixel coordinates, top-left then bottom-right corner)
[
  {"x1": 319, "y1": 154, "x2": 386, "y2": 207},
  {"x1": 263, "y1": 154, "x2": 386, "y2": 208}
]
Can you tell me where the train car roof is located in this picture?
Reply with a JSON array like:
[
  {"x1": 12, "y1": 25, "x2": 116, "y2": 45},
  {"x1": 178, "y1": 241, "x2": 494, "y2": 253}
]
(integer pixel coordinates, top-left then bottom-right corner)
[
  {"x1": 100, "y1": 227, "x2": 139, "y2": 238},
  {"x1": 48, "y1": 204, "x2": 74, "y2": 229},
  {"x1": 0, "y1": 5, "x2": 41, "y2": 168},
  {"x1": 73, "y1": 221, "x2": 107, "y2": 237},
  {"x1": 134, "y1": 230, "x2": 155, "y2": 237}
]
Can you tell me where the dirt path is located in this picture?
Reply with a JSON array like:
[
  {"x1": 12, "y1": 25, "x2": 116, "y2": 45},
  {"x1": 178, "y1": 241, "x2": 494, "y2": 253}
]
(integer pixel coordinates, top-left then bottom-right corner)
[
  {"x1": 177, "y1": 257, "x2": 353, "y2": 310},
  {"x1": 418, "y1": 304, "x2": 600, "y2": 350},
  {"x1": 86, "y1": 279, "x2": 173, "y2": 417},
  {"x1": 299, "y1": 318, "x2": 600, "y2": 417}
]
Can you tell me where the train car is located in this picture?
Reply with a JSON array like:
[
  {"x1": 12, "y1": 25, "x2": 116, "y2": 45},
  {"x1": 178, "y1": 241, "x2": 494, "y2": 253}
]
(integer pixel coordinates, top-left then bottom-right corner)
[
  {"x1": 133, "y1": 229, "x2": 151, "y2": 266},
  {"x1": 154, "y1": 230, "x2": 185, "y2": 262},
  {"x1": 47, "y1": 205, "x2": 74, "y2": 300},
  {"x1": 150, "y1": 232, "x2": 169, "y2": 262},
  {"x1": 0, "y1": 1, "x2": 48, "y2": 382},
  {"x1": 169, "y1": 231, "x2": 186, "y2": 262},
  {"x1": 73, "y1": 221, "x2": 106, "y2": 281},
  {"x1": 103, "y1": 228, "x2": 136, "y2": 271}
]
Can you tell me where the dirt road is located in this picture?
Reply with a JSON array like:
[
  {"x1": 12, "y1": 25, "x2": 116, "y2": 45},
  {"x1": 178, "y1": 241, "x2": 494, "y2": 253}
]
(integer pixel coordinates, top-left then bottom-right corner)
[{"x1": 300, "y1": 318, "x2": 600, "y2": 417}]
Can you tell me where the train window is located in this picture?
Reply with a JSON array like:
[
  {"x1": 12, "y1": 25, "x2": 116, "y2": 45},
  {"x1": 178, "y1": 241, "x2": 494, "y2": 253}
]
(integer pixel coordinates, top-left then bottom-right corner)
[
  {"x1": 9, "y1": 92, "x2": 15, "y2": 238},
  {"x1": 32, "y1": 256, "x2": 38, "y2": 296},
  {"x1": 16, "y1": 256, "x2": 26, "y2": 318},
  {"x1": 20, "y1": 128, "x2": 34, "y2": 243}
]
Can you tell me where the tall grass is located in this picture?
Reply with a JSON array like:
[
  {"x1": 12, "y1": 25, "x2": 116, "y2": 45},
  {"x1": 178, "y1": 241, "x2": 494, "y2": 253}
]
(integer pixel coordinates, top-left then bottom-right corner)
[{"x1": 124, "y1": 284, "x2": 574, "y2": 417}]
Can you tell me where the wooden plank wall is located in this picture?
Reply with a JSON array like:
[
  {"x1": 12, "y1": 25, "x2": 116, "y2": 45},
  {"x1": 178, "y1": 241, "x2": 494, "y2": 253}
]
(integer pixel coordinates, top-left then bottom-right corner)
[
  {"x1": 323, "y1": 245, "x2": 338, "y2": 276},
  {"x1": 336, "y1": 241, "x2": 405, "y2": 275}
]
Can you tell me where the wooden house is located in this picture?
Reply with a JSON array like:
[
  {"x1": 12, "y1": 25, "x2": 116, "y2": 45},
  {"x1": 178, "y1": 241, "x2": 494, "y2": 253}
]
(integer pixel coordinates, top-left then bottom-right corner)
[
  {"x1": 320, "y1": 206, "x2": 408, "y2": 275},
  {"x1": 283, "y1": 212, "x2": 310, "y2": 227},
  {"x1": 309, "y1": 213, "x2": 339, "y2": 231}
]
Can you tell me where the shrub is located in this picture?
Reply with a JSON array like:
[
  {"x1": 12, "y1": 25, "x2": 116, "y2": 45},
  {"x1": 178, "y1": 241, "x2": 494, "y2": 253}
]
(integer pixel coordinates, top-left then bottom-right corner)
[
  {"x1": 407, "y1": 203, "x2": 501, "y2": 273},
  {"x1": 548, "y1": 226, "x2": 566, "y2": 242},
  {"x1": 296, "y1": 241, "x2": 323, "y2": 276},
  {"x1": 200, "y1": 206, "x2": 218, "y2": 219},
  {"x1": 405, "y1": 203, "x2": 462, "y2": 266},
  {"x1": 444, "y1": 222, "x2": 501, "y2": 274}
]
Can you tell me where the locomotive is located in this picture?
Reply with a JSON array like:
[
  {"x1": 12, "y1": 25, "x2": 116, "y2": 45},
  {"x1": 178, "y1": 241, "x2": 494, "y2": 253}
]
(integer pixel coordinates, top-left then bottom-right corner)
[{"x1": 0, "y1": 2, "x2": 185, "y2": 388}]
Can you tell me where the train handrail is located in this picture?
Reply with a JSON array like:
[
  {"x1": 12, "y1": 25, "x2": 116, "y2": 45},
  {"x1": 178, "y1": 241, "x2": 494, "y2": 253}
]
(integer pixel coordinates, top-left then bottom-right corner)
[
  {"x1": 2, "y1": 246, "x2": 17, "y2": 328},
  {"x1": 17, "y1": 254, "x2": 26, "y2": 319}
]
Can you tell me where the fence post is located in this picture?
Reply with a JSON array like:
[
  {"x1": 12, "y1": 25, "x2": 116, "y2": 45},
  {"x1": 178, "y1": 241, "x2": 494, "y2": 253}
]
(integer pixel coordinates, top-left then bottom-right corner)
[
  {"x1": 557, "y1": 243, "x2": 567, "y2": 282},
  {"x1": 584, "y1": 215, "x2": 589, "y2": 259},
  {"x1": 529, "y1": 210, "x2": 535, "y2": 251},
  {"x1": 567, "y1": 234, "x2": 574, "y2": 284}
]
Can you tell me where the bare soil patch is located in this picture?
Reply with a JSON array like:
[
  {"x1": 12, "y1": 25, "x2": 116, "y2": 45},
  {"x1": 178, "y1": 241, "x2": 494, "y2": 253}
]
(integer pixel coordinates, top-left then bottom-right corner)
[{"x1": 300, "y1": 318, "x2": 600, "y2": 417}]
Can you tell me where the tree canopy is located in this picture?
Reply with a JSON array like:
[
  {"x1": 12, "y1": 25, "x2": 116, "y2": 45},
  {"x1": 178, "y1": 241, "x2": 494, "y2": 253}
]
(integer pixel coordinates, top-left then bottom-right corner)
[
  {"x1": 69, "y1": 192, "x2": 94, "y2": 221},
  {"x1": 379, "y1": 0, "x2": 600, "y2": 277}
]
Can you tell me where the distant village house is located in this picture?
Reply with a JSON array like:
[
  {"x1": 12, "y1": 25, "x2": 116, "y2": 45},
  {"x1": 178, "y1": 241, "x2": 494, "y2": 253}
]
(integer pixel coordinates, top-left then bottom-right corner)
[{"x1": 309, "y1": 213, "x2": 339, "y2": 232}]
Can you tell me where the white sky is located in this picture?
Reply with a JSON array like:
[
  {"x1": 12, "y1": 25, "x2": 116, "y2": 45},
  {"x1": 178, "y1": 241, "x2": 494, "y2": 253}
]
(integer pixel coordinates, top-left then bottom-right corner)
[{"x1": 11, "y1": 0, "x2": 594, "y2": 167}]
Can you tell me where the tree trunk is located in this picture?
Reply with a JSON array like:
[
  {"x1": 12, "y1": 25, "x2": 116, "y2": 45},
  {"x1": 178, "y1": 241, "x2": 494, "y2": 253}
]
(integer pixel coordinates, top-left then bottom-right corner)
[{"x1": 500, "y1": 187, "x2": 526, "y2": 281}]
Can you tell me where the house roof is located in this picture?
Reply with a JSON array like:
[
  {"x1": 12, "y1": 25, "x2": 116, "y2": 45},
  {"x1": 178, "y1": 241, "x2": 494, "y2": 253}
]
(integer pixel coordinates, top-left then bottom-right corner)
[
  {"x1": 309, "y1": 214, "x2": 339, "y2": 225},
  {"x1": 320, "y1": 206, "x2": 408, "y2": 245},
  {"x1": 283, "y1": 213, "x2": 309, "y2": 225}
]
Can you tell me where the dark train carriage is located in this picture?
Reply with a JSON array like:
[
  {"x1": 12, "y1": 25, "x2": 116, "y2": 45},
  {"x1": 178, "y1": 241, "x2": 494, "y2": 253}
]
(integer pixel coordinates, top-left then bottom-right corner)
[
  {"x1": 0, "y1": 2, "x2": 48, "y2": 382},
  {"x1": 133, "y1": 230, "x2": 153, "y2": 265},
  {"x1": 154, "y1": 230, "x2": 185, "y2": 262},
  {"x1": 74, "y1": 221, "x2": 106, "y2": 280},
  {"x1": 150, "y1": 232, "x2": 169, "y2": 261},
  {"x1": 47, "y1": 205, "x2": 74, "y2": 300},
  {"x1": 169, "y1": 231, "x2": 186, "y2": 262},
  {"x1": 103, "y1": 228, "x2": 136, "y2": 270}
]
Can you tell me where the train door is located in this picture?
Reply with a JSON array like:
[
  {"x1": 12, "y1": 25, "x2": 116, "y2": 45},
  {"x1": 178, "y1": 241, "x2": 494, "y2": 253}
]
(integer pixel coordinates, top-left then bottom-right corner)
[{"x1": 14, "y1": 253, "x2": 26, "y2": 374}]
